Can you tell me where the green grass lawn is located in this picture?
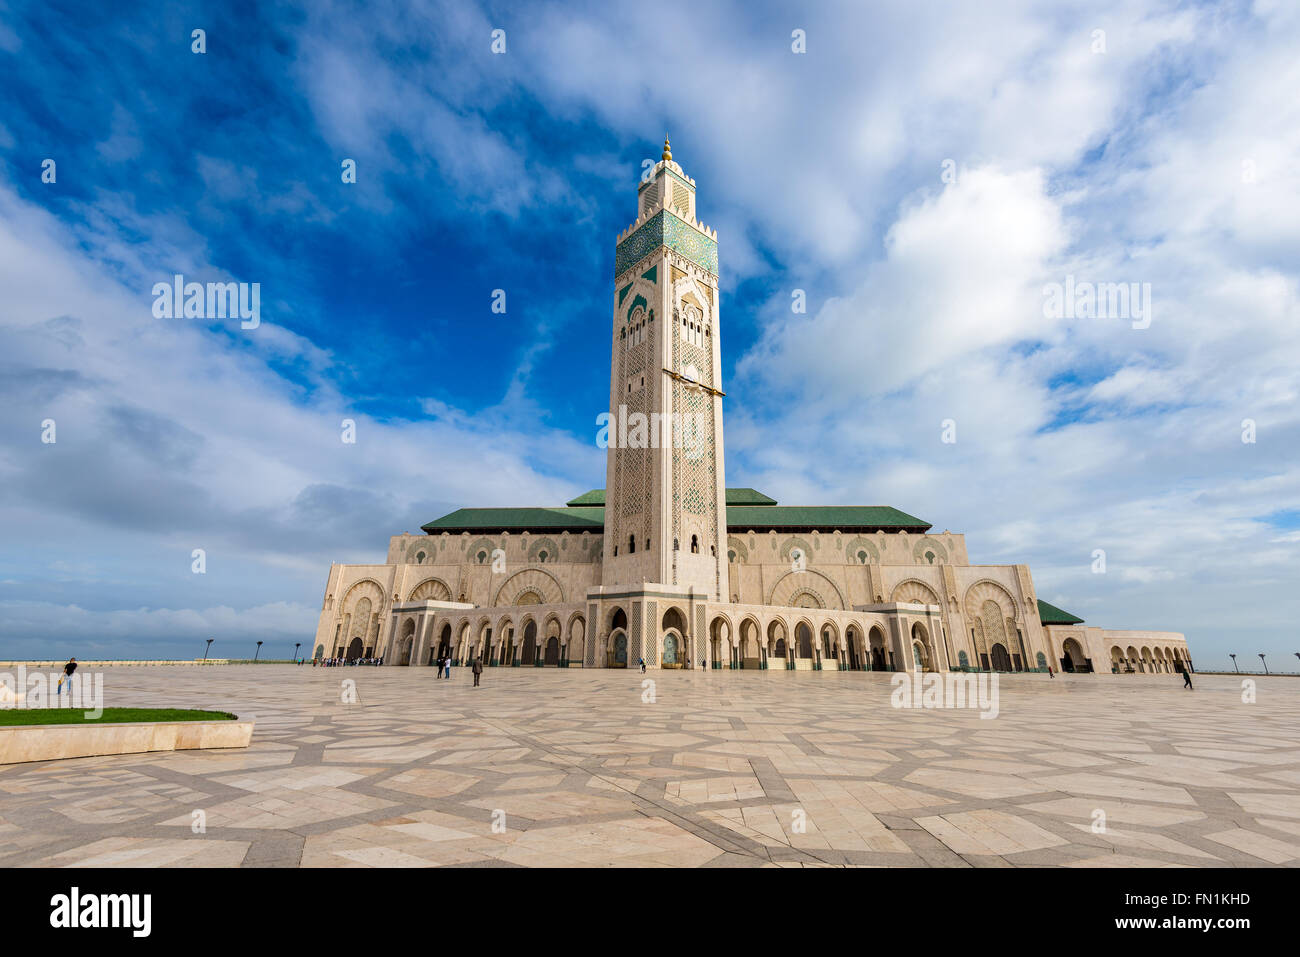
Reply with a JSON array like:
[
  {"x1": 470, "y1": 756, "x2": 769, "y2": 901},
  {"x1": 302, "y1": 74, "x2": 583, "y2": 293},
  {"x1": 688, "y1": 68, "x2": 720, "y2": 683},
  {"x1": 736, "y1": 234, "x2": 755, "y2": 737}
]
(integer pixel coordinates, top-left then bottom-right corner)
[{"x1": 0, "y1": 708, "x2": 238, "y2": 726}]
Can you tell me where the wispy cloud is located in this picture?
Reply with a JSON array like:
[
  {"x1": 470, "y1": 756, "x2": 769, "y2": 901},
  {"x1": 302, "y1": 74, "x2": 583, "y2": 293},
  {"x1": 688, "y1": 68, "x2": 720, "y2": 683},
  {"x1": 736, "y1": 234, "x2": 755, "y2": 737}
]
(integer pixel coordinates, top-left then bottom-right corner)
[{"x1": 0, "y1": 0, "x2": 1297, "y2": 667}]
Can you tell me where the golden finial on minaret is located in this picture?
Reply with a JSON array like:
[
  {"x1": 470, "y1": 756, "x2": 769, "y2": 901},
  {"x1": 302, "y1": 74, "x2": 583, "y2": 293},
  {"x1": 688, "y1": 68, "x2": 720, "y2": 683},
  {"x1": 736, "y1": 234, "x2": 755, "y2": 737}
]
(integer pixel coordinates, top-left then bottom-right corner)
[{"x1": 662, "y1": 135, "x2": 672, "y2": 162}]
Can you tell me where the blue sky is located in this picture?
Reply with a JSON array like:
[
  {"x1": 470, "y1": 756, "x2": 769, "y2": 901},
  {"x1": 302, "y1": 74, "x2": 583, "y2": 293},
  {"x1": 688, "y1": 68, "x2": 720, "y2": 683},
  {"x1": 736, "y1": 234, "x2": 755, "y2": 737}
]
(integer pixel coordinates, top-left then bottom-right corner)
[{"x1": 1, "y1": 0, "x2": 1297, "y2": 668}]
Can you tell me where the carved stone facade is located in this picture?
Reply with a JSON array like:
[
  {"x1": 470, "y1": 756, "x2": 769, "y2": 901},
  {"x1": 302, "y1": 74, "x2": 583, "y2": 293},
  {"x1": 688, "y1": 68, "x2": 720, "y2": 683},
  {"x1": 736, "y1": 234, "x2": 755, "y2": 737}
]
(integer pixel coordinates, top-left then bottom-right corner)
[{"x1": 311, "y1": 141, "x2": 1190, "y2": 676}]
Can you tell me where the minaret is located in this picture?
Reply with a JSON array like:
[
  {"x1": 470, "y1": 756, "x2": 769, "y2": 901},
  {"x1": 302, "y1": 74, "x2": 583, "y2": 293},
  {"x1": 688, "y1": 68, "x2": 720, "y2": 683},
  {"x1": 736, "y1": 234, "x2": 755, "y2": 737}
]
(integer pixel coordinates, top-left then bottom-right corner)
[{"x1": 602, "y1": 137, "x2": 727, "y2": 599}]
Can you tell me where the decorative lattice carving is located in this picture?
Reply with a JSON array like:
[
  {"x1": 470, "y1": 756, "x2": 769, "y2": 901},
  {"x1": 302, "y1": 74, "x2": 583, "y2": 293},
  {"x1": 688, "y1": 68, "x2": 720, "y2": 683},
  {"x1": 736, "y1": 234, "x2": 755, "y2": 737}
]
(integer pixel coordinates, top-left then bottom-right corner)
[
  {"x1": 891, "y1": 579, "x2": 941, "y2": 606},
  {"x1": 843, "y1": 536, "x2": 880, "y2": 564},
  {"x1": 492, "y1": 568, "x2": 564, "y2": 607},
  {"x1": 407, "y1": 578, "x2": 452, "y2": 602},
  {"x1": 912, "y1": 536, "x2": 949, "y2": 565},
  {"x1": 769, "y1": 569, "x2": 846, "y2": 609}
]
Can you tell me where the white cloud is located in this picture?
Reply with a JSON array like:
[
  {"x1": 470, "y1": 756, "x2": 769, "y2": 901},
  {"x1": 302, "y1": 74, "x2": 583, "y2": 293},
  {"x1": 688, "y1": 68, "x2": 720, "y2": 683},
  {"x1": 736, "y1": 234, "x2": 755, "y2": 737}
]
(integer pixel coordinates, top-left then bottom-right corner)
[
  {"x1": 0, "y1": 181, "x2": 600, "y2": 654},
  {"x1": 5, "y1": 0, "x2": 1300, "y2": 669}
]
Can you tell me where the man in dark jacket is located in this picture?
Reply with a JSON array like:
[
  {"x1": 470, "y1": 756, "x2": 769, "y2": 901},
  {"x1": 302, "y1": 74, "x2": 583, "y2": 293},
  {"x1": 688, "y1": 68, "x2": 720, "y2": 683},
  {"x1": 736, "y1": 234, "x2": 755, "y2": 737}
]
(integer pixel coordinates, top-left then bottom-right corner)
[
  {"x1": 472, "y1": 657, "x2": 483, "y2": 687},
  {"x1": 57, "y1": 657, "x2": 77, "y2": 697}
]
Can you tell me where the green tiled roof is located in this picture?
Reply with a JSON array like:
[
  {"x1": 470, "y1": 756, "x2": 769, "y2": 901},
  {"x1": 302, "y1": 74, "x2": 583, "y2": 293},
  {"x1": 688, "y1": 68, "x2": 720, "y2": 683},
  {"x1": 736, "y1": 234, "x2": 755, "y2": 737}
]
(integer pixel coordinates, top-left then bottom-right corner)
[
  {"x1": 422, "y1": 503, "x2": 929, "y2": 534},
  {"x1": 565, "y1": 488, "x2": 779, "y2": 508},
  {"x1": 1037, "y1": 599, "x2": 1084, "y2": 625},
  {"x1": 724, "y1": 487, "x2": 778, "y2": 505},
  {"x1": 421, "y1": 507, "x2": 604, "y2": 533},
  {"x1": 726, "y1": 506, "x2": 929, "y2": 532}
]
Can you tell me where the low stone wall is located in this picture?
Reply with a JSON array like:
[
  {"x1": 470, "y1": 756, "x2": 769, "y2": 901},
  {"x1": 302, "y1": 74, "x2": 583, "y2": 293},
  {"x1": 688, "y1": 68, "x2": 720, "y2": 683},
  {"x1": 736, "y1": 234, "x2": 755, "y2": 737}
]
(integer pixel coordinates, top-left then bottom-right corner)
[
  {"x1": 0, "y1": 660, "x2": 237, "y2": 667},
  {"x1": 0, "y1": 718, "x2": 254, "y2": 765}
]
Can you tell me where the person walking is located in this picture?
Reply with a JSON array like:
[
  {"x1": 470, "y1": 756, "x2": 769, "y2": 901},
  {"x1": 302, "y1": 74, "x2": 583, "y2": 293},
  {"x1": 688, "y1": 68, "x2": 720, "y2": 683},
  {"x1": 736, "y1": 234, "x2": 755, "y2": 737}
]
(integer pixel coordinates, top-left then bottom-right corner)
[
  {"x1": 639, "y1": 657, "x2": 646, "y2": 674},
  {"x1": 472, "y1": 656, "x2": 483, "y2": 687},
  {"x1": 434, "y1": 654, "x2": 443, "y2": 678},
  {"x1": 444, "y1": 656, "x2": 452, "y2": 679},
  {"x1": 1182, "y1": 668, "x2": 1194, "y2": 690},
  {"x1": 57, "y1": 657, "x2": 77, "y2": 697}
]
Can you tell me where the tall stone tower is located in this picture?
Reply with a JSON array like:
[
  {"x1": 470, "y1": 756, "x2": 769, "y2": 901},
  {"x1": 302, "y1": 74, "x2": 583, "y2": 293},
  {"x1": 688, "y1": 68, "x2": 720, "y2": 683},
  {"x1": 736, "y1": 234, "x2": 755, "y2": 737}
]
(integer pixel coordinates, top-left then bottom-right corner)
[{"x1": 602, "y1": 138, "x2": 727, "y2": 600}]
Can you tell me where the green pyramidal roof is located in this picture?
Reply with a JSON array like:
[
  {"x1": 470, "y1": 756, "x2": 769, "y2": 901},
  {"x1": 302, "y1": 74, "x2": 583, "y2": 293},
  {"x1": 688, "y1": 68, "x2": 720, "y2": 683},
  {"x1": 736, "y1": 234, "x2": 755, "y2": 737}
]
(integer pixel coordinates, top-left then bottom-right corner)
[
  {"x1": 724, "y1": 487, "x2": 779, "y2": 505},
  {"x1": 564, "y1": 490, "x2": 608, "y2": 507},
  {"x1": 1037, "y1": 599, "x2": 1085, "y2": 625}
]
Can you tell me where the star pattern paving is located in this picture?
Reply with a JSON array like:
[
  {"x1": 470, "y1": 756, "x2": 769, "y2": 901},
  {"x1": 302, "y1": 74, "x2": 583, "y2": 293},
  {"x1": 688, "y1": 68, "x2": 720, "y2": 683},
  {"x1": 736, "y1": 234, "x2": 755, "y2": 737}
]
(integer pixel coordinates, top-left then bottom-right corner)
[{"x1": 0, "y1": 666, "x2": 1297, "y2": 867}]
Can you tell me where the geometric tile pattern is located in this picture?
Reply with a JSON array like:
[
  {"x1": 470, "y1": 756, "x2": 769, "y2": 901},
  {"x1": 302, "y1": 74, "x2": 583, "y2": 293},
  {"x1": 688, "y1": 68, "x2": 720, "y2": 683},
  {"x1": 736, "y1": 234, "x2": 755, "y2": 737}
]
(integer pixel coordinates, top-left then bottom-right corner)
[{"x1": 0, "y1": 666, "x2": 1297, "y2": 867}]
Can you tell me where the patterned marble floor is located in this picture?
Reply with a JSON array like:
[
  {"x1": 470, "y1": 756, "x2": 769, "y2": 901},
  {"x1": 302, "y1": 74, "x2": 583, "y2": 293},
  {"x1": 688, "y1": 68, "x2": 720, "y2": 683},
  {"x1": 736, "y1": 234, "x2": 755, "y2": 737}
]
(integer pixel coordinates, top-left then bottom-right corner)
[{"x1": 1, "y1": 665, "x2": 1297, "y2": 867}]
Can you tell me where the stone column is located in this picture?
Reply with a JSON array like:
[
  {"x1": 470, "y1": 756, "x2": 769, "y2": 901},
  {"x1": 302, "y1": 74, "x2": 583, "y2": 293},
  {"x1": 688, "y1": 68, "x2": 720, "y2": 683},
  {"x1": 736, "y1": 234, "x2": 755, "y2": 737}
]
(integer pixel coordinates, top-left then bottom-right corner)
[{"x1": 411, "y1": 612, "x2": 427, "y2": 666}]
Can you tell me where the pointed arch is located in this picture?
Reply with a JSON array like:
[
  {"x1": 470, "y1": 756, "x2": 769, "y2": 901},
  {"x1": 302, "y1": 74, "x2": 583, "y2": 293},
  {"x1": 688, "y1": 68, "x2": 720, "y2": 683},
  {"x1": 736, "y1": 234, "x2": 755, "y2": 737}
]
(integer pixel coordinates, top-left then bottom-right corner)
[
  {"x1": 768, "y1": 568, "x2": 846, "y2": 610},
  {"x1": 492, "y1": 568, "x2": 564, "y2": 606},
  {"x1": 963, "y1": 579, "x2": 1018, "y2": 624},
  {"x1": 891, "y1": 578, "x2": 941, "y2": 606},
  {"x1": 407, "y1": 577, "x2": 452, "y2": 603}
]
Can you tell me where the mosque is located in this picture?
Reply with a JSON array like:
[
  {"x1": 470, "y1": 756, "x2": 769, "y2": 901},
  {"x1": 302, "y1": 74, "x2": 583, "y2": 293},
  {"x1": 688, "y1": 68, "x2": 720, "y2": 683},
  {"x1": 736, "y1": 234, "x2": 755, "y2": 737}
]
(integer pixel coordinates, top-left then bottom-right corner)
[{"x1": 311, "y1": 140, "x2": 1190, "y2": 677}]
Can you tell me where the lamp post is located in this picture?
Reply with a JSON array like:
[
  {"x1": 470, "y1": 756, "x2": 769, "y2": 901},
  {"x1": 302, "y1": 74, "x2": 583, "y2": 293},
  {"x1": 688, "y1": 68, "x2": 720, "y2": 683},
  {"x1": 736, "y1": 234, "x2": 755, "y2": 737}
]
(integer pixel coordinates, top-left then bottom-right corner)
[
  {"x1": 254, "y1": 640, "x2": 264, "y2": 662},
  {"x1": 294, "y1": 642, "x2": 301, "y2": 663},
  {"x1": 1259, "y1": 653, "x2": 1268, "y2": 675},
  {"x1": 1230, "y1": 654, "x2": 1238, "y2": 673},
  {"x1": 204, "y1": 638, "x2": 214, "y2": 660}
]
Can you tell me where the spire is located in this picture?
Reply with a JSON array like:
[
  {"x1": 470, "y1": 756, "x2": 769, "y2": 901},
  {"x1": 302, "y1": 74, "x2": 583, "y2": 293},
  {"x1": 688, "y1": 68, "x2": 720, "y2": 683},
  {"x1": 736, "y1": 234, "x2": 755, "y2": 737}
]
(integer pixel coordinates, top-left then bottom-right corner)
[{"x1": 661, "y1": 135, "x2": 672, "y2": 162}]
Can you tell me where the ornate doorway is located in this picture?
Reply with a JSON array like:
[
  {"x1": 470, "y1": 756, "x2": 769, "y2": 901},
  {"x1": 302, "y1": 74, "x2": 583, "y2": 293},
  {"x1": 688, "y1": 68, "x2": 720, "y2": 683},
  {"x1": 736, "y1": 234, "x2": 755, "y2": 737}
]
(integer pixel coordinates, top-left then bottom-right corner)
[
  {"x1": 1061, "y1": 637, "x2": 1088, "y2": 673},
  {"x1": 522, "y1": 622, "x2": 537, "y2": 666}
]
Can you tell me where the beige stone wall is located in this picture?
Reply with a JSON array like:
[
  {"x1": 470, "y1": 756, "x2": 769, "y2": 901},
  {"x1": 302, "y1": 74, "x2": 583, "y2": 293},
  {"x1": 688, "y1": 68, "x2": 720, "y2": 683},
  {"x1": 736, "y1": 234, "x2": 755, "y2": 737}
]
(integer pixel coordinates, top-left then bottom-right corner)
[
  {"x1": 724, "y1": 529, "x2": 968, "y2": 575},
  {"x1": 721, "y1": 541, "x2": 1043, "y2": 671},
  {"x1": 1042, "y1": 624, "x2": 1190, "y2": 674},
  {"x1": 386, "y1": 530, "x2": 603, "y2": 567},
  {"x1": 314, "y1": 556, "x2": 601, "y2": 662},
  {"x1": 316, "y1": 530, "x2": 1186, "y2": 676}
]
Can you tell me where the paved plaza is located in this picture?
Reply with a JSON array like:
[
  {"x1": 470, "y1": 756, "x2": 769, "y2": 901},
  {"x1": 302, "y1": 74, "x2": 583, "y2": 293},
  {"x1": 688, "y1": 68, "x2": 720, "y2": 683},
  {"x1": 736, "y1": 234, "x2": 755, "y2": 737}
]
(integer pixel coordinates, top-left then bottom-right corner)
[{"x1": 0, "y1": 665, "x2": 1297, "y2": 867}]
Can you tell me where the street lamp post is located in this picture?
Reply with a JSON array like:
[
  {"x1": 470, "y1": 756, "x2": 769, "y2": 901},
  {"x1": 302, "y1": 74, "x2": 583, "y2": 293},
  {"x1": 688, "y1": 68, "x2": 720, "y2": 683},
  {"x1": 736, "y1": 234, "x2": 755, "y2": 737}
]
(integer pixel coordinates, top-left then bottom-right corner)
[
  {"x1": 254, "y1": 640, "x2": 263, "y2": 662},
  {"x1": 1258, "y1": 653, "x2": 1268, "y2": 675},
  {"x1": 295, "y1": 642, "x2": 301, "y2": 663},
  {"x1": 204, "y1": 638, "x2": 214, "y2": 661},
  {"x1": 1230, "y1": 654, "x2": 1238, "y2": 673}
]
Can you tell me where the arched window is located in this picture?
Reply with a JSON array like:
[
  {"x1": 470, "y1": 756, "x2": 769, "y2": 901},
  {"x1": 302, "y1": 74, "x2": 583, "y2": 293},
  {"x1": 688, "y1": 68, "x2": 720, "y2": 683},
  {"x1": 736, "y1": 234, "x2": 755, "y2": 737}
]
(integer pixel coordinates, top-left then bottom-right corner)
[
  {"x1": 416, "y1": 551, "x2": 426, "y2": 564},
  {"x1": 628, "y1": 535, "x2": 636, "y2": 554},
  {"x1": 728, "y1": 550, "x2": 736, "y2": 563},
  {"x1": 857, "y1": 550, "x2": 867, "y2": 564},
  {"x1": 925, "y1": 551, "x2": 935, "y2": 564},
  {"x1": 690, "y1": 535, "x2": 699, "y2": 554},
  {"x1": 476, "y1": 551, "x2": 487, "y2": 564},
  {"x1": 538, "y1": 551, "x2": 547, "y2": 563}
]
